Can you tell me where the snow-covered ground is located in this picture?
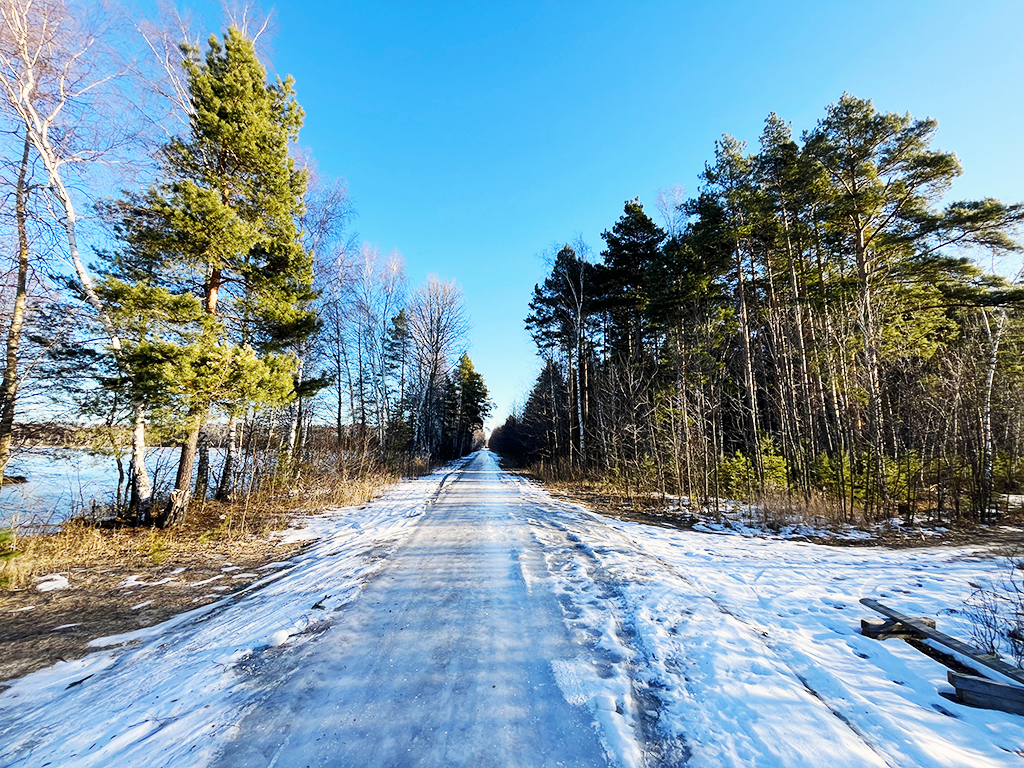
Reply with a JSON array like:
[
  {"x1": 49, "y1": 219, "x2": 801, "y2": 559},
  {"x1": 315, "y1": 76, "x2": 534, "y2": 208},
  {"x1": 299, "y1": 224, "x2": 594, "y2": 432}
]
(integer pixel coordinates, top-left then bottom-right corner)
[
  {"x1": 512, "y1": 473, "x2": 1024, "y2": 766},
  {"x1": 1, "y1": 451, "x2": 1022, "y2": 767}
]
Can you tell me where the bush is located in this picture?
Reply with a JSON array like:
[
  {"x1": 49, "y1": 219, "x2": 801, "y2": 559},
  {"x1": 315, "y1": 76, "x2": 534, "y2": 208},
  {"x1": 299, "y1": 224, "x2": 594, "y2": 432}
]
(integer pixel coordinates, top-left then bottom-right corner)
[
  {"x1": 719, "y1": 438, "x2": 788, "y2": 499},
  {"x1": 965, "y1": 553, "x2": 1024, "y2": 668}
]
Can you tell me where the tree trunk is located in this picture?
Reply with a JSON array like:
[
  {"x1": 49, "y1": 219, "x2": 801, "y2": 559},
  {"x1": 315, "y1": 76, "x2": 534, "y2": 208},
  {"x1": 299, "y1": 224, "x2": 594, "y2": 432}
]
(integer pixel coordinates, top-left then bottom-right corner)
[
  {"x1": 129, "y1": 406, "x2": 153, "y2": 523},
  {"x1": 0, "y1": 134, "x2": 31, "y2": 480},
  {"x1": 286, "y1": 358, "x2": 304, "y2": 469},
  {"x1": 734, "y1": 241, "x2": 763, "y2": 486},
  {"x1": 217, "y1": 413, "x2": 239, "y2": 502},
  {"x1": 165, "y1": 410, "x2": 203, "y2": 526},
  {"x1": 195, "y1": 432, "x2": 210, "y2": 501},
  {"x1": 979, "y1": 310, "x2": 1005, "y2": 522}
]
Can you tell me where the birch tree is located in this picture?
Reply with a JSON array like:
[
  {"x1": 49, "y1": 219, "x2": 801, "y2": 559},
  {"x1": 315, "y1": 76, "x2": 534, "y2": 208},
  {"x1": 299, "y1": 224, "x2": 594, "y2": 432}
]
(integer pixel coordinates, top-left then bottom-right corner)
[
  {"x1": 0, "y1": 0, "x2": 162, "y2": 507},
  {"x1": 407, "y1": 276, "x2": 467, "y2": 454}
]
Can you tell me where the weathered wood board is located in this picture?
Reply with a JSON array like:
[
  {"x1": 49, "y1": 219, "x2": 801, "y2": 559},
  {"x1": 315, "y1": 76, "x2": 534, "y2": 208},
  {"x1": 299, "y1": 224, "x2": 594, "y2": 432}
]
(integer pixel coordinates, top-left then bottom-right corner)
[
  {"x1": 860, "y1": 597, "x2": 1024, "y2": 687},
  {"x1": 861, "y1": 616, "x2": 936, "y2": 640},
  {"x1": 949, "y1": 671, "x2": 1024, "y2": 716}
]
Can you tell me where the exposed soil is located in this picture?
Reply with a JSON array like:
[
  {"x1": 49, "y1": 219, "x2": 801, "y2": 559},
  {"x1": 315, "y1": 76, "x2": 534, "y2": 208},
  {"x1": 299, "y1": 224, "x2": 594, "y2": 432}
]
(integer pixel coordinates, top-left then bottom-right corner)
[{"x1": 0, "y1": 518, "x2": 310, "y2": 687}]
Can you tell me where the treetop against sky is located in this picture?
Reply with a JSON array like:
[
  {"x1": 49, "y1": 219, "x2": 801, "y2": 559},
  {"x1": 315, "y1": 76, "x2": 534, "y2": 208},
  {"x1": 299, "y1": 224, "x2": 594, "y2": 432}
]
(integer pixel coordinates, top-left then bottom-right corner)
[{"x1": 132, "y1": 0, "x2": 1024, "y2": 427}]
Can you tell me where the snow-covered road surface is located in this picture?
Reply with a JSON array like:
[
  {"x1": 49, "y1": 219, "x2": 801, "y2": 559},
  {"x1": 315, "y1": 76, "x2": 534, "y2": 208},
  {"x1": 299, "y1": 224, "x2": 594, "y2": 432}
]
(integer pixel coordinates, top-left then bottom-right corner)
[
  {"x1": 2, "y1": 450, "x2": 1024, "y2": 767},
  {"x1": 212, "y1": 452, "x2": 607, "y2": 767}
]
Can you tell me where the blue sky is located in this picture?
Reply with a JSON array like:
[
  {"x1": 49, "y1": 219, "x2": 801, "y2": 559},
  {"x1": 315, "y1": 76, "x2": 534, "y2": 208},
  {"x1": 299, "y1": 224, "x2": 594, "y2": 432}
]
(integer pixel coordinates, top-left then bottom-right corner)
[{"x1": 164, "y1": 0, "x2": 1024, "y2": 429}]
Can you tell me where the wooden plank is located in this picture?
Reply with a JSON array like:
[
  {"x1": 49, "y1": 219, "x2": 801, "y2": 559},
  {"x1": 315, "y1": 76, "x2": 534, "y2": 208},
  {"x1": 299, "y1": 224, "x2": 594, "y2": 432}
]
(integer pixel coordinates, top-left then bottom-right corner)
[
  {"x1": 860, "y1": 597, "x2": 1024, "y2": 686},
  {"x1": 861, "y1": 616, "x2": 935, "y2": 640},
  {"x1": 948, "y1": 671, "x2": 1024, "y2": 716}
]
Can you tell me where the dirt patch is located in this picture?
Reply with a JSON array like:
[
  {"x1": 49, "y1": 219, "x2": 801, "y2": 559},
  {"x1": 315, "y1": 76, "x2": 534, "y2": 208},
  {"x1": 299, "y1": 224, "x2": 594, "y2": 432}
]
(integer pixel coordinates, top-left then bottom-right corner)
[
  {"x1": 0, "y1": 532, "x2": 310, "y2": 687},
  {"x1": 0, "y1": 497, "x2": 316, "y2": 688}
]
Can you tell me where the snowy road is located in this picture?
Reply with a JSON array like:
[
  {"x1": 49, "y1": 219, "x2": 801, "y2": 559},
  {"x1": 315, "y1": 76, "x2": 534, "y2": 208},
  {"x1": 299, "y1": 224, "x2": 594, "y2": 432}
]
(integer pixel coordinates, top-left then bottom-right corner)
[
  {"x1": 213, "y1": 452, "x2": 608, "y2": 766},
  {"x1": 3, "y1": 450, "x2": 1024, "y2": 767}
]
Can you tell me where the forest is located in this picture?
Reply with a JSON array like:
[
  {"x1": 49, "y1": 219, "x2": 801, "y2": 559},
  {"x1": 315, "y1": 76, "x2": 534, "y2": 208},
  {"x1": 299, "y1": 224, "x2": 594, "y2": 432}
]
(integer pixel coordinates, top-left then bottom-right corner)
[
  {"x1": 0, "y1": 3, "x2": 491, "y2": 527},
  {"x1": 491, "y1": 96, "x2": 1024, "y2": 525}
]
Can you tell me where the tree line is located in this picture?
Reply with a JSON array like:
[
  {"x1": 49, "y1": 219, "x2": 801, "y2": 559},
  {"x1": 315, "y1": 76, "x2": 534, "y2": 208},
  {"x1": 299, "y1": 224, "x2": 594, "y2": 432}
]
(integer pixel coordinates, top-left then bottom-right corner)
[
  {"x1": 0, "y1": 2, "x2": 490, "y2": 526},
  {"x1": 492, "y1": 95, "x2": 1024, "y2": 524}
]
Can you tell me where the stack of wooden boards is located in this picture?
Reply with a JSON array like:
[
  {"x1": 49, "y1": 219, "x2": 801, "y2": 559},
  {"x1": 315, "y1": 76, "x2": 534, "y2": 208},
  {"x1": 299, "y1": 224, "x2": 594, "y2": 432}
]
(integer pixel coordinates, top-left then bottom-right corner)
[{"x1": 860, "y1": 597, "x2": 1024, "y2": 716}]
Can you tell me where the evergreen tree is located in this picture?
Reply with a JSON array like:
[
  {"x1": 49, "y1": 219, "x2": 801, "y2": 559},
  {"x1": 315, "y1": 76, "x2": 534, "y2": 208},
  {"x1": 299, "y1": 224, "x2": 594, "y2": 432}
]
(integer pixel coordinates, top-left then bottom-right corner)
[
  {"x1": 104, "y1": 27, "x2": 314, "y2": 525},
  {"x1": 526, "y1": 244, "x2": 595, "y2": 465},
  {"x1": 594, "y1": 199, "x2": 667, "y2": 361},
  {"x1": 449, "y1": 353, "x2": 491, "y2": 457}
]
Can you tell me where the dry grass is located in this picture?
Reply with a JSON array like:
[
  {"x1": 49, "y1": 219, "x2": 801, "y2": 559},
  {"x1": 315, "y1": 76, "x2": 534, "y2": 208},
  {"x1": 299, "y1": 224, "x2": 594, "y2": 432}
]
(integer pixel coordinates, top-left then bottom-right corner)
[
  {"x1": 1, "y1": 511, "x2": 258, "y2": 592},
  {"x1": 280, "y1": 469, "x2": 401, "y2": 512},
  {"x1": 751, "y1": 489, "x2": 850, "y2": 529},
  {"x1": 0, "y1": 467, "x2": 418, "y2": 684},
  {"x1": 0, "y1": 470, "x2": 400, "y2": 592}
]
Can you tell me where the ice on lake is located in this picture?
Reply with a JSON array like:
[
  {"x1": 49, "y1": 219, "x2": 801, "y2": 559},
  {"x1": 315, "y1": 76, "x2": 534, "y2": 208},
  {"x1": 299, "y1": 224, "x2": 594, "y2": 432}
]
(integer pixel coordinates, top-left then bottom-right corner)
[{"x1": 0, "y1": 447, "x2": 222, "y2": 529}]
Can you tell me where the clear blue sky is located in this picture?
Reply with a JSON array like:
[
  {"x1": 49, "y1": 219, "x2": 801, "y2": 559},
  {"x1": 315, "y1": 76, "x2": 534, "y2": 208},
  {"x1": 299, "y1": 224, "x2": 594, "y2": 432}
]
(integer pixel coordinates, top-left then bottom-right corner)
[{"x1": 166, "y1": 0, "x2": 1024, "y2": 430}]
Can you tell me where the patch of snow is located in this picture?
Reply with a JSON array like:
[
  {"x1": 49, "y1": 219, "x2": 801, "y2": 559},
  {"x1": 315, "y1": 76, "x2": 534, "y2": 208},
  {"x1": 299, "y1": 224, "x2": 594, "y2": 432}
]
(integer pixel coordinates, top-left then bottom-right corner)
[
  {"x1": 272, "y1": 527, "x2": 320, "y2": 544},
  {"x1": 87, "y1": 600, "x2": 226, "y2": 648},
  {"x1": 131, "y1": 601, "x2": 152, "y2": 611},
  {"x1": 258, "y1": 561, "x2": 292, "y2": 570},
  {"x1": 187, "y1": 574, "x2": 224, "y2": 587},
  {"x1": 119, "y1": 575, "x2": 148, "y2": 588},
  {"x1": 35, "y1": 573, "x2": 69, "y2": 592},
  {"x1": 267, "y1": 629, "x2": 291, "y2": 647},
  {"x1": 8, "y1": 605, "x2": 34, "y2": 612}
]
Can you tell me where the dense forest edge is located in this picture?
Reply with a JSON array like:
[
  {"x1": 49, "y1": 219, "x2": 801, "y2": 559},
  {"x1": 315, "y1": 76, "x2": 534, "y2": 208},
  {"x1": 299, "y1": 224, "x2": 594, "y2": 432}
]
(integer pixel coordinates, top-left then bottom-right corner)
[{"x1": 492, "y1": 95, "x2": 1024, "y2": 531}]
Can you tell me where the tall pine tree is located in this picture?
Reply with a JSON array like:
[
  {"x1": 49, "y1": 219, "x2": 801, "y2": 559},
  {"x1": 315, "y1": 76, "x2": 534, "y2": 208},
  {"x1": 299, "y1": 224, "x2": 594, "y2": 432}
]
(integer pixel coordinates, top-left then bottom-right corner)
[{"x1": 103, "y1": 27, "x2": 314, "y2": 525}]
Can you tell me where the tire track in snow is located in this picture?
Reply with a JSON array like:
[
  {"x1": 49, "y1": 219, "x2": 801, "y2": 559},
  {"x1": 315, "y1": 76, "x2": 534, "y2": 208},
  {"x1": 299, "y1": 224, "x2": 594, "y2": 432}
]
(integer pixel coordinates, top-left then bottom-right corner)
[{"x1": 509, "y1": 473, "x2": 895, "y2": 767}]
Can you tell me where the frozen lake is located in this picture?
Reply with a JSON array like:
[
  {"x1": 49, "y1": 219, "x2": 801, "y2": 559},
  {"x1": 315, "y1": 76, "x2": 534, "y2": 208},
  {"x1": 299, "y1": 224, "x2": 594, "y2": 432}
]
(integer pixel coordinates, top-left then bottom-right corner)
[{"x1": 0, "y1": 447, "x2": 221, "y2": 529}]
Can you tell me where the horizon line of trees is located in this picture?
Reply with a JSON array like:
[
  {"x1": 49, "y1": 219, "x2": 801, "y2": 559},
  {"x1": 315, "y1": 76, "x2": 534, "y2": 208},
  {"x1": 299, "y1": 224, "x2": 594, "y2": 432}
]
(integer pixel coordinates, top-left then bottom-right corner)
[
  {"x1": 491, "y1": 95, "x2": 1024, "y2": 524},
  {"x1": 0, "y1": 1, "x2": 491, "y2": 528}
]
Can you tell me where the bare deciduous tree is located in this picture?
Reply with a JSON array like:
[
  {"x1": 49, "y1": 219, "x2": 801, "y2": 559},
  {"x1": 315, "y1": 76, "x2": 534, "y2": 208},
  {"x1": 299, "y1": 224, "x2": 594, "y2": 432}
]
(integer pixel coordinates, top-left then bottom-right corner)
[
  {"x1": 407, "y1": 276, "x2": 468, "y2": 453},
  {"x1": 0, "y1": 0, "x2": 159, "y2": 503}
]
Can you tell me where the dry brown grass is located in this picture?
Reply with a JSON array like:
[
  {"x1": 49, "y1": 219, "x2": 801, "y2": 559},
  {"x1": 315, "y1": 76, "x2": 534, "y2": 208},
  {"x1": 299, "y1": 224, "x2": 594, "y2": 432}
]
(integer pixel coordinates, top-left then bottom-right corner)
[
  {"x1": 0, "y1": 470, "x2": 400, "y2": 592},
  {"x1": 753, "y1": 489, "x2": 852, "y2": 529},
  {"x1": 0, "y1": 512, "x2": 256, "y2": 592},
  {"x1": 281, "y1": 469, "x2": 400, "y2": 512}
]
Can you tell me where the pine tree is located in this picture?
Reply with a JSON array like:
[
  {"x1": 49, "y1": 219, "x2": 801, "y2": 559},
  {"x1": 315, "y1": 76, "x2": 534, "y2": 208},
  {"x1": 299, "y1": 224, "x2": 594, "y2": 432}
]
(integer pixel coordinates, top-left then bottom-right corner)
[
  {"x1": 104, "y1": 27, "x2": 314, "y2": 526},
  {"x1": 594, "y1": 199, "x2": 666, "y2": 362}
]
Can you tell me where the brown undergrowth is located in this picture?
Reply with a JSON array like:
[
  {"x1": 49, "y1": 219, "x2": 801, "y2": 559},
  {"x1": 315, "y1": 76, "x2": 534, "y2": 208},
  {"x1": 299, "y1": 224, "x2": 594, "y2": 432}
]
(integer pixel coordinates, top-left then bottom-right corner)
[
  {"x1": 512, "y1": 468, "x2": 1024, "y2": 550},
  {"x1": 0, "y1": 469, "x2": 398, "y2": 685}
]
